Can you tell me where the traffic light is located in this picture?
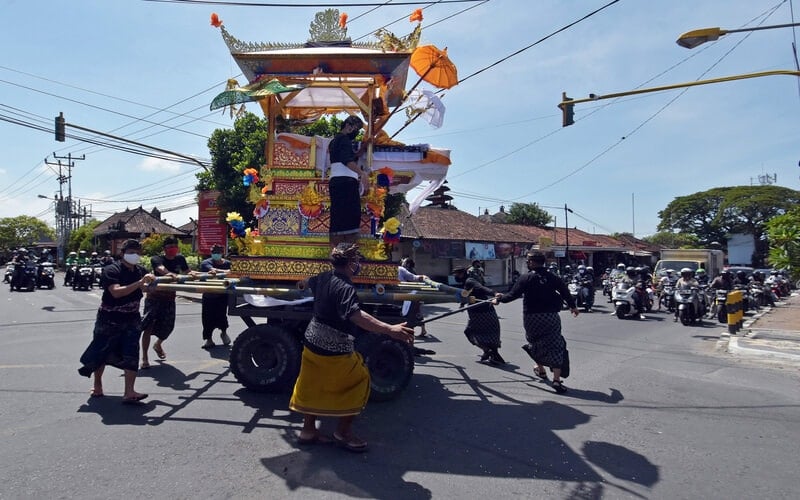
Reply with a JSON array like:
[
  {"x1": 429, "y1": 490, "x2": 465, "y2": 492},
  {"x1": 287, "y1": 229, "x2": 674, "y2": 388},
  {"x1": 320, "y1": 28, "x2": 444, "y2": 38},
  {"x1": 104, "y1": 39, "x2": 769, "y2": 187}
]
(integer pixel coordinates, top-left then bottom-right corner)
[
  {"x1": 55, "y1": 112, "x2": 65, "y2": 142},
  {"x1": 558, "y1": 92, "x2": 574, "y2": 127}
]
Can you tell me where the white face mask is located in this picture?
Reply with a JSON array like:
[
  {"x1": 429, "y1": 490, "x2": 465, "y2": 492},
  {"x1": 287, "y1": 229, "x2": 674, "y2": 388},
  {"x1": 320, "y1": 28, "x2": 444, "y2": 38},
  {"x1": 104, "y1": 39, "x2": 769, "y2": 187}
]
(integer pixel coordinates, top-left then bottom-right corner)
[{"x1": 123, "y1": 253, "x2": 141, "y2": 265}]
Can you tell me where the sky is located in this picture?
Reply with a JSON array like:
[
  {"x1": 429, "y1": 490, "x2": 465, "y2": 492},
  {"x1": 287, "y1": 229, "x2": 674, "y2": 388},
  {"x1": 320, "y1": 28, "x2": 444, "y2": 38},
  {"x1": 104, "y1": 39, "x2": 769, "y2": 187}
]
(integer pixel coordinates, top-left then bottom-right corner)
[{"x1": 2, "y1": 0, "x2": 799, "y2": 240}]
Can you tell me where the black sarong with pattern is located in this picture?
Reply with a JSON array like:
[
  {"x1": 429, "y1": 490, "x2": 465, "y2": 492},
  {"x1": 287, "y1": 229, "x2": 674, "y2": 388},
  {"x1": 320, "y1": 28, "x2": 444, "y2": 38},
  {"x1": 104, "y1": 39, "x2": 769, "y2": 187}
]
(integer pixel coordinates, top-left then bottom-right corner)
[
  {"x1": 464, "y1": 307, "x2": 501, "y2": 349},
  {"x1": 522, "y1": 312, "x2": 566, "y2": 369}
]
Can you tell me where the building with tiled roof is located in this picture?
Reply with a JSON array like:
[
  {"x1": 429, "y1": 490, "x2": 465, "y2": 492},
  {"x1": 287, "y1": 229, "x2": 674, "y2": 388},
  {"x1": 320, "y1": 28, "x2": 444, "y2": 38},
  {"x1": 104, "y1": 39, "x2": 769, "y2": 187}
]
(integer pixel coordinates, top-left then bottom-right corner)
[{"x1": 92, "y1": 206, "x2": 188, "y2": 254}]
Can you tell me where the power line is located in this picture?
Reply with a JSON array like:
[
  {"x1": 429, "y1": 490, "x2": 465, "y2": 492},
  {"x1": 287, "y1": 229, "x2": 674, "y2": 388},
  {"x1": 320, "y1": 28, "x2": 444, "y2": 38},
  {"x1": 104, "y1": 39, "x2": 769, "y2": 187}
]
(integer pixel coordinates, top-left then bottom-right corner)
[{"x1": 142, "y1": 0, "x2": 483, "y2": 6}]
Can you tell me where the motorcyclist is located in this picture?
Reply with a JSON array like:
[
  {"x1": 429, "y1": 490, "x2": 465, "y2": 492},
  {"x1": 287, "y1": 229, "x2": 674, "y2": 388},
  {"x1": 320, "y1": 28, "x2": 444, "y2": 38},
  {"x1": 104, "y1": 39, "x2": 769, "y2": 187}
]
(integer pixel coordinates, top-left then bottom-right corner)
[
  {"x1": 89, "y1": 251, "x2": 101, "y2": 266},
  {"x1": 620, "y1": 266, "x2": 647, "y2": 318},
  {"x1": 656, "y1": 269, "x2": 677, "y2": 311},
  {"x1": 574, "y1": 265, "x2": 595, "y2": 311},
  {"x1": 467, "y1": 260, "x2": 485, "y2": 285},
  {"x1": 10, "y1": 248, "x2": 30, "y2": 290},
  {"x1": 610, "y1": 263, "x2": 626, "y2": 279},
  {"x1": 711, "y1": 270, "x2": 734, "y2": 291},
  {"x1": 695, "y1": 268, "x2": 709, "y2": 286},
  {"x1": 561, "y1": 265, "x2": 572, "y2": 283},
  {"x1": 64, "y1": 251, "x2": 78, "y2": 286},
  {"x1": 674, "y1": 267, "x2": 700, "y2": 322},
  {"x1": 77, "y1": 250, "x2": 89, "y2": 267},
  {"x1": 548, "y1": 263, "x2": 559, "y2": 277},
  {"x1": 733, "y1": 270, "x2": 749, "y2": 288},
  {"x1": 99, "y1": 249, "x2": 114, "y2": 267}
]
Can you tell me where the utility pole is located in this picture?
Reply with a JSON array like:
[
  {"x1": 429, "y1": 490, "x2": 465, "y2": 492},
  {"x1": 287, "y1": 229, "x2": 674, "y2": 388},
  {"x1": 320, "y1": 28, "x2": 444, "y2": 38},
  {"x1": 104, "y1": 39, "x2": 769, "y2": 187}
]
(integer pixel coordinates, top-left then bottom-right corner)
[
  {"x1": 48, "y1": 152, "x2": 85, "y2": 259},
  {"x1": 564, "y1": 204, "x2": 573, "y2": 269}
]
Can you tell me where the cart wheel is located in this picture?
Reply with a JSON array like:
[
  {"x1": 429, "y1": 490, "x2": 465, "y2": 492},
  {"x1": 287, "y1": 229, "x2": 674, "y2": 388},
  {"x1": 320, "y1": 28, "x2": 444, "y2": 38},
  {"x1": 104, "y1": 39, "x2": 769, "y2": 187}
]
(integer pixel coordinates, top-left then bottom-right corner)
[
  {"x1": 229, "y1": 324, "x2": 301, "y2": 393},
  {"x1": 355, "y1": 333, "x2": 414, "y2": 402}
]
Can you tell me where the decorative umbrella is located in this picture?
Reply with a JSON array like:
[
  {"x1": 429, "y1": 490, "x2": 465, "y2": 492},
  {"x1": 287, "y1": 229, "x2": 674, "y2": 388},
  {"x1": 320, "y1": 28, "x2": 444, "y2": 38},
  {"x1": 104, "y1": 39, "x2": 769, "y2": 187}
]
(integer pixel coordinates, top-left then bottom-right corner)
[
  {"x1": 409, "y1": 45, "x2": 458, "y2": 90},
  {"x1": 210, "y1": 78, "x2": 303, "y2": 111},
  {"x1": 405, "y1": 89, "x2": 445, "y2": 128}
]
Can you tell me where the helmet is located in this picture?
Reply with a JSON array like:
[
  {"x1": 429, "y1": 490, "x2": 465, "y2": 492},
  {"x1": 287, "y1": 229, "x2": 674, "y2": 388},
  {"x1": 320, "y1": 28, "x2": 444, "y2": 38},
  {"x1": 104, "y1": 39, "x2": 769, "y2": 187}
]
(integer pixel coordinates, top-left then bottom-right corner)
[
  {"x1": 577, "y1": 265, "x2": 586, "y2": 274},
  {"x1": 42, "y1": 248, "x2": 49, "y2": 254},
  {"x1": 104, "y1": 250, "x2": 111, "y2": 255},
  {"x1": 721, "y1": 269, "x2": 732, "y2": 277},
  {"x1": 91, "y1": 252, "x2": 98, "y2": 257},
  {"x1": 564, "y1": 265, "x2": 572, "y2": 272},
  {"x1": 641, "y1": 266, "x2": 651, "y2": 274},
  {"x1": 680, "y1": 267, "x2": 694, "y2": 279},
  {"x1": 736, "y1": 270, "x2": 747, "y2": 281},
  {"x1": 769, "y1": 269, "x2": 778, "y2": 275},
  {"x1": 79, "y1": 250, "x2": 86, "y2": 256},
  {"x1": 696, "y1": 268, "x2": 706, "y2": 276},
  {"x1": 549, "y1": 263, "x2": 558, "y2": 270},
  {"x1": 605, "y1": 268, "x2": 611, "y2": 273},
  {"x1": 617, "y1": 263, "x2": 625, "y2": 270},
  {"x1": 626, "y1": 266, "x2": 637, "y2": 278},
  {"x1": 665, "y1": 269, "x2": 674, "y2": 275},
  {"x1": 586, "y1": 266, "x2": 594, "y2": 274},
  {"x1": 753, "y1": 271, "x2": 764, "y2": 279},
  {"x1": 19, "y1": 248, "x2": 28, "y2": 254},
  {"x1": 69, "y1": 251, "x2": 77, "y2": 257}
]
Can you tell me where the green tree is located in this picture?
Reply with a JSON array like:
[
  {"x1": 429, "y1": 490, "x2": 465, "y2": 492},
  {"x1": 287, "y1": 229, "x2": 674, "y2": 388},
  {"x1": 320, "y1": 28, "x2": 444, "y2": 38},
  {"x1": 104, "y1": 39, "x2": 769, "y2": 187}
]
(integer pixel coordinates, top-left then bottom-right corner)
[
  {"x1": 505, "y1": 202, "x2": 553, "y2": 226},
  {"x1": 0, "y1": 216, "x2": 54, "y2": 252},
  {"x1": 766, "y1": 206, "x2": 800, "y2": 280},
  {"x1": 68, "y1": 220, "x2": 100, "y2": 252},
  {"x1": 196, "y1": 113, "x2": 269, "y2": 226},
  {"x1": 657, "y1": 185, "x2": 800, "y2": 265},
  {"x1": 642, "y1": 231, "x2": 699, "y2": 248}
]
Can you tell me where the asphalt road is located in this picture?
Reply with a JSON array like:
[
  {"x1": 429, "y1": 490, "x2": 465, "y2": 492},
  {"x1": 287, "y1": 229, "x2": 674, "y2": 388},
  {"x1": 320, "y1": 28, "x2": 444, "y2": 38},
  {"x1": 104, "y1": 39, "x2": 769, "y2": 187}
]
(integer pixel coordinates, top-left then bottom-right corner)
[{"x1": 1, "y1": 279, "x2": 799, "y2": 499}]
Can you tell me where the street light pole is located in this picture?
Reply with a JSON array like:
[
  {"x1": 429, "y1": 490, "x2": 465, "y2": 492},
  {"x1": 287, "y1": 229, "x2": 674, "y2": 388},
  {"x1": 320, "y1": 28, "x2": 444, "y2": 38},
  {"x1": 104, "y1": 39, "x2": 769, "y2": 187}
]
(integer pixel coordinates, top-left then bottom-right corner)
[
  {"x1": 564, "y1": 204, "x2": 573, "y2": 269},
  {"x1": 677, "y1": 22, "x2": 800, "y2": 48}
]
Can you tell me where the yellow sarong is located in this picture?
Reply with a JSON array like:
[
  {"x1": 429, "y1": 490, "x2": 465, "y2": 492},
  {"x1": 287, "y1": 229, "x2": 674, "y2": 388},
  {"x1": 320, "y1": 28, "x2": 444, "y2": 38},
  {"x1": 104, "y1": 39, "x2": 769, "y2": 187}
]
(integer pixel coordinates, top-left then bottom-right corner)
[{"x1": 289, "y1": 347, "x2": 370, "y2": 417}]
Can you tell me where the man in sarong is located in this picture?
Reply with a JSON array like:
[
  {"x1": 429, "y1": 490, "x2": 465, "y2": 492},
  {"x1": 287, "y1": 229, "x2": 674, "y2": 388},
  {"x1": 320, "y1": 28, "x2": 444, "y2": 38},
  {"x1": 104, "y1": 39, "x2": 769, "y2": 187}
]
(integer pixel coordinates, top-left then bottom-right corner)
[
  {"x1": 328, "y1": 116, "x2": 370, "y2": 248},
  {"x1": 452, "y1": 266, "x2": 505, "y2": 365},
  {"x1": 289, "y1": 243, "x2": 413, "y2": 452},
  {"x1": 78, "y1": 239, "x2": 155, "y2": 403},
  {"x1": 495, "y1": 250, "x2": 579, "y2": 394}
]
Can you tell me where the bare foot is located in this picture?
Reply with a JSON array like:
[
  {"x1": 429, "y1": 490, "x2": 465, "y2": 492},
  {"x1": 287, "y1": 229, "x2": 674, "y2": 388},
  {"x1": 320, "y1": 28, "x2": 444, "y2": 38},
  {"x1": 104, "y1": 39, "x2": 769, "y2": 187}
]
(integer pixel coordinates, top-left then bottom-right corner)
[{"x1": 89, "y1": 388, "x2": 104, "y2": 398}]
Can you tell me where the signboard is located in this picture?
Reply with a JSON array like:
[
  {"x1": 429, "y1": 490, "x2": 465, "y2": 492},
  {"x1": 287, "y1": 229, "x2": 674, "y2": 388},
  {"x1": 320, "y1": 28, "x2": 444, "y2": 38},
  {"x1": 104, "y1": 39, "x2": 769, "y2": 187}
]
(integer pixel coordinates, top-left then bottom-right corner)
[
  {"x1": 197, "y1": 190, "x2": 228, "y2": 256},
  {"x1": 465, "y1": 242, "x2": 496, "y2": 260}
]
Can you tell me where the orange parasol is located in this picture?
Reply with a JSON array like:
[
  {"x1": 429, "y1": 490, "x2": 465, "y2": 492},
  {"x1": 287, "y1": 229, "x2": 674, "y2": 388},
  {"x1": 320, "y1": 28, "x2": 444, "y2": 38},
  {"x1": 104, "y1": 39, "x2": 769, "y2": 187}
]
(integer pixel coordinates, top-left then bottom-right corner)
[{"x1": 409, "y1": 45, "x2": 458, "y2": 90}]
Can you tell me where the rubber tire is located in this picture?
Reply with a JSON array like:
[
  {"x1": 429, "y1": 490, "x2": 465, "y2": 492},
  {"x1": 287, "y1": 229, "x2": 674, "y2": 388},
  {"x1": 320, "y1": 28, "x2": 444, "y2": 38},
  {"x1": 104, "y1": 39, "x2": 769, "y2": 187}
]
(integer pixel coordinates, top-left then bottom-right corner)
[
  {"x1": 615, "y1": 304, "x2": 628, "y2": 320},
  {"x1": 355, "y1": 332, "x2": 414, "y2": 402},
  {"x1": 680, "y1": 309, "x2": 691, "y2": 326},
  {"x1": 229, "y1": 324, "x2": 301, "y2": 393}
]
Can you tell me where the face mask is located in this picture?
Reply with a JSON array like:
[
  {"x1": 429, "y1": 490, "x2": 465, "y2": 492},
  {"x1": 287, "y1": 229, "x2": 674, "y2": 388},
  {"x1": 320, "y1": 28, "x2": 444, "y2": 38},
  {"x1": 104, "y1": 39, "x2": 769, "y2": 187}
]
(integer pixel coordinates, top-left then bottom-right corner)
[
  {"x1": 164, "y1": 247, "x2": 179, "y2": 258},
  {"x1": 211, "y1": 253, "x2": 222, "y2": 261},
  {"x1": 350, "y1": 261, "x2": 362, "y2": 276},
  {"x1": 123, "y1": 253, "x2": 141, "y2": 265}
]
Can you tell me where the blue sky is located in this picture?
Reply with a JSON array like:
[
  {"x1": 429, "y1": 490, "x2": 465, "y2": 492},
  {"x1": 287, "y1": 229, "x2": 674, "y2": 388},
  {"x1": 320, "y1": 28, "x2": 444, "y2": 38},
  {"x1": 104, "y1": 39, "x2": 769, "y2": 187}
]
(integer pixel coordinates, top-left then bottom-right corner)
[{"x1": 2, "y1": 0, "x2": 799, "y2": 239}]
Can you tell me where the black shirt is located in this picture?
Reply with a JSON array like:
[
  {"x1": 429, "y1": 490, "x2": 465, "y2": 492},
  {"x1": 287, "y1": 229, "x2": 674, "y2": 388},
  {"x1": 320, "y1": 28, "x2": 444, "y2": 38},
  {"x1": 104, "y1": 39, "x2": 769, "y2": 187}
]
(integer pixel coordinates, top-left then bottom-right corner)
[
  {"x1": 500, "y1": 267, "x2": 576, "y2": 313},
  {"x1": 148, "y1": 254, "x2": 189, "y2": 300},
  {"x1": 98, "y1": 261, "x2": 147, "y2": 323},
  {"x1": 308, "y1": 270, "x2": 361, "y2": 336},
  {"x1": 461, "y1": 276, "x2": 496, "y2": 314},
  {"x1": 329, "y1": 133, "x2": 358, "y2": 165}
]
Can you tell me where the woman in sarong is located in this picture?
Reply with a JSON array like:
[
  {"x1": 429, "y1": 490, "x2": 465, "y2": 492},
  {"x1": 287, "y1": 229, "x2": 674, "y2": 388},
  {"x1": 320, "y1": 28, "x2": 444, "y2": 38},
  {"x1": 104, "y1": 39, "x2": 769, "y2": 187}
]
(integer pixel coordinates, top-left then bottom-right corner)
[{"x1": 289, "y1": 243, "x2": 413, "y2": 452}]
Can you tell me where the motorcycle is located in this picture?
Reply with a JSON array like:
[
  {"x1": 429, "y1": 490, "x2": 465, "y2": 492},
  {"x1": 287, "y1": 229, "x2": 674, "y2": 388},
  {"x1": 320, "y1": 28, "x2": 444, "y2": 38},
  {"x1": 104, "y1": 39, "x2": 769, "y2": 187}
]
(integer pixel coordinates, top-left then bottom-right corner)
[
  {"x1": 710, "y1": 288, "x2": 729, "y2": 324},
  {"x1": 674, "y1": 286, "x2": 706, "y2": 325},
  {"x1": 602, "y1": 276, "x2": 614, "y2": 303},
  {"x1": 64, "y1": 264, "x2": 77, "y2": 287},
  {"x1": 573, "y1": 277, "x2": 595, "y2": 312},
  {"x1": 72, "y1": 266, "x2": 95, "y2": 291},
  {"x1": 35, "y1": 262, "x2": 55, "y2": 289},
  {"x1": 92, "y1": 264, "x2": 104, "y2": 284},
  {"x1": 613, "y1": 282, "x2": 647, "y2": 319},
  {"x1": 10, "y1": 260, "x2": 37, "y2": 292},
  {"x1": 3, "y1": 263, "x2": 14, "y2": 284},
  {"x1": 659, "y1": 284, "x2": 676, "y2": 312}
]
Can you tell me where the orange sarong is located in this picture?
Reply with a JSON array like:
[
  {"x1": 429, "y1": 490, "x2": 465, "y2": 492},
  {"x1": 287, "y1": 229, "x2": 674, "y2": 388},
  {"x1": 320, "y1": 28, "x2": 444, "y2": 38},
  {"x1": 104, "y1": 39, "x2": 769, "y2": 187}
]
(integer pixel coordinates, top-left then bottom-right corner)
[{"x1": 289, "y1": 347, "x2": 370, "y2": 417}]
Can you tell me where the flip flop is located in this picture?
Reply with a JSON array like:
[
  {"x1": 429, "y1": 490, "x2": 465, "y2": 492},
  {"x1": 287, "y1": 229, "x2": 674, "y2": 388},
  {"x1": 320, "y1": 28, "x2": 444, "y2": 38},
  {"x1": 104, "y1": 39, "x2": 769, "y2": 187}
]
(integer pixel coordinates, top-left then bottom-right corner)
[
  {"x1": 333, "y1": 433, "x2": 368, "y2": 453},
  {"x1": 121, "y1": 393, "x2": 148, "y2": 404},
  {"x1": 153, "y1": 344, "x2": 166, "y2": 360},
  {"x1": 89, "y1": 390, "x2": 104, "y2": 398}
]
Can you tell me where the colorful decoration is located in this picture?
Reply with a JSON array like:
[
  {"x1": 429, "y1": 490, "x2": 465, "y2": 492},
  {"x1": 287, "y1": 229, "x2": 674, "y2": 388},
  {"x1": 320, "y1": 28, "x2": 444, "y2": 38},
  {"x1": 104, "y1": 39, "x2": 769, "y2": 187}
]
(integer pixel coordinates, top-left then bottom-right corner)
[
  {"x1": 365, "y1": 186, "x2": 387, "y2": 219},
  {"x1": 338, "y1": 12, "x2": 348, "y2": 29},
  {"x1": 409, "y1": 9, "x2": 423, "y2": 23},
  {"x1": 376, "y1": 166, "x2": 394, "y2": 188},
  {"x1": 253, "y1": 198, "x2": 270, "y2": 219},
  {"x1": 243, "y1": 168, "x2": 260, "y2": 186},
  {"x1": 298, "y1": 183, "x2": 324, "y2": 219},
  {"x1": 380, "y1": 217, "x2": 401, "y2": 244},
  {"x1": 210, "y1": 13, "x2": 223, "y2": 28},
  {"x1": 226, "y1": 212, "x2": 247, "y2": 239}
]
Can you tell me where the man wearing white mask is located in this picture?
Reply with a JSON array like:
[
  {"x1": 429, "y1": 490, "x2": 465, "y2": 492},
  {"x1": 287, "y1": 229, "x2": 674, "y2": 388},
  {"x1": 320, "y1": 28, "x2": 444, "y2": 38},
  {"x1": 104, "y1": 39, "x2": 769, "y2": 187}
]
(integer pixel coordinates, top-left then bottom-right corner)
[{"x1": 78, "y1": 239, "x2": 155, "y2": 403}]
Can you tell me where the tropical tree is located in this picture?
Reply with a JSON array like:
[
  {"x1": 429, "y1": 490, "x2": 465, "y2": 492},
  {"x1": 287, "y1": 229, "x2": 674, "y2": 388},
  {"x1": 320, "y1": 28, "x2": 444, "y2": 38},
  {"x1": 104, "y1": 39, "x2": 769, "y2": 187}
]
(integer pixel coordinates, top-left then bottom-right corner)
[
  {"x1": 0, "y1": 216, "x2": 54, "y2": 252},
  {"x1": 642, "y1": 231, "x2": 700, "y2": 248},
  {"x1": 657, "y1": 185, "x2": 800, "y2": 265},
  {"x1": 505, "y1": 202, "x2": 553, "y2": 226},
  {"x1": 68, "y1": 220, "x2": 100, "y2": 252},
  {"x1": 765, "y1": 206, "x2": 800, "y2": 280}
]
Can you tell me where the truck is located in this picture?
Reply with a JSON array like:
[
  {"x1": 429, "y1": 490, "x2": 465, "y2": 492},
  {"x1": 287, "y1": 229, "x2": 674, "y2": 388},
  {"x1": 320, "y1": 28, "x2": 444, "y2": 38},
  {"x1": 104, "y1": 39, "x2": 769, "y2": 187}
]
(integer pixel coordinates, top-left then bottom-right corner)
[{"x1": 653, "y1": 249, "x2": 725, "y2": 280}]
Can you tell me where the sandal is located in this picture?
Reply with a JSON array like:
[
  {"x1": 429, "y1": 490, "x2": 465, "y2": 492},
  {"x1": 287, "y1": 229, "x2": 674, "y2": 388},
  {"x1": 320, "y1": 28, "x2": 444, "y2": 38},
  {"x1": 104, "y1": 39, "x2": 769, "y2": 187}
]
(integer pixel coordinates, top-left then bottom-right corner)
[
  {"x1": 552, "y1": 380, "x2": 568, "y2": 394},
  {"x1": 333, "y1": 432, "x2": 368, "y2": 453},
  {"x1": 153, "y1": 344, "x2": 166, "y2": 360},
  {"x1": 533, "y1": 367, "x2": 549, "y2": 381}
]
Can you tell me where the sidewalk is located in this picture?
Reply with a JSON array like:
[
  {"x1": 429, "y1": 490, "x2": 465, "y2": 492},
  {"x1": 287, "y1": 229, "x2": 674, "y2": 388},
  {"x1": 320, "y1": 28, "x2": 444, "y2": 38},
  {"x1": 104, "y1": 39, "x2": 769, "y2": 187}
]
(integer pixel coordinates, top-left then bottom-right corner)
[{"x1": 724, "y1": 291, "x2": 800, "y2": 363}]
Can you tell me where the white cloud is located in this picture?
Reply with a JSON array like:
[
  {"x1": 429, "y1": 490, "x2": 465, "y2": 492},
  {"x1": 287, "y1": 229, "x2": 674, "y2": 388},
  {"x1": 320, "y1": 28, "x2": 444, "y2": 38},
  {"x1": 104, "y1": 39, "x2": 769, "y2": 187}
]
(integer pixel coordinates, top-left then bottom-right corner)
[{"x1": 138, "y1": 157, "x2": 182, "y2": 174}]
